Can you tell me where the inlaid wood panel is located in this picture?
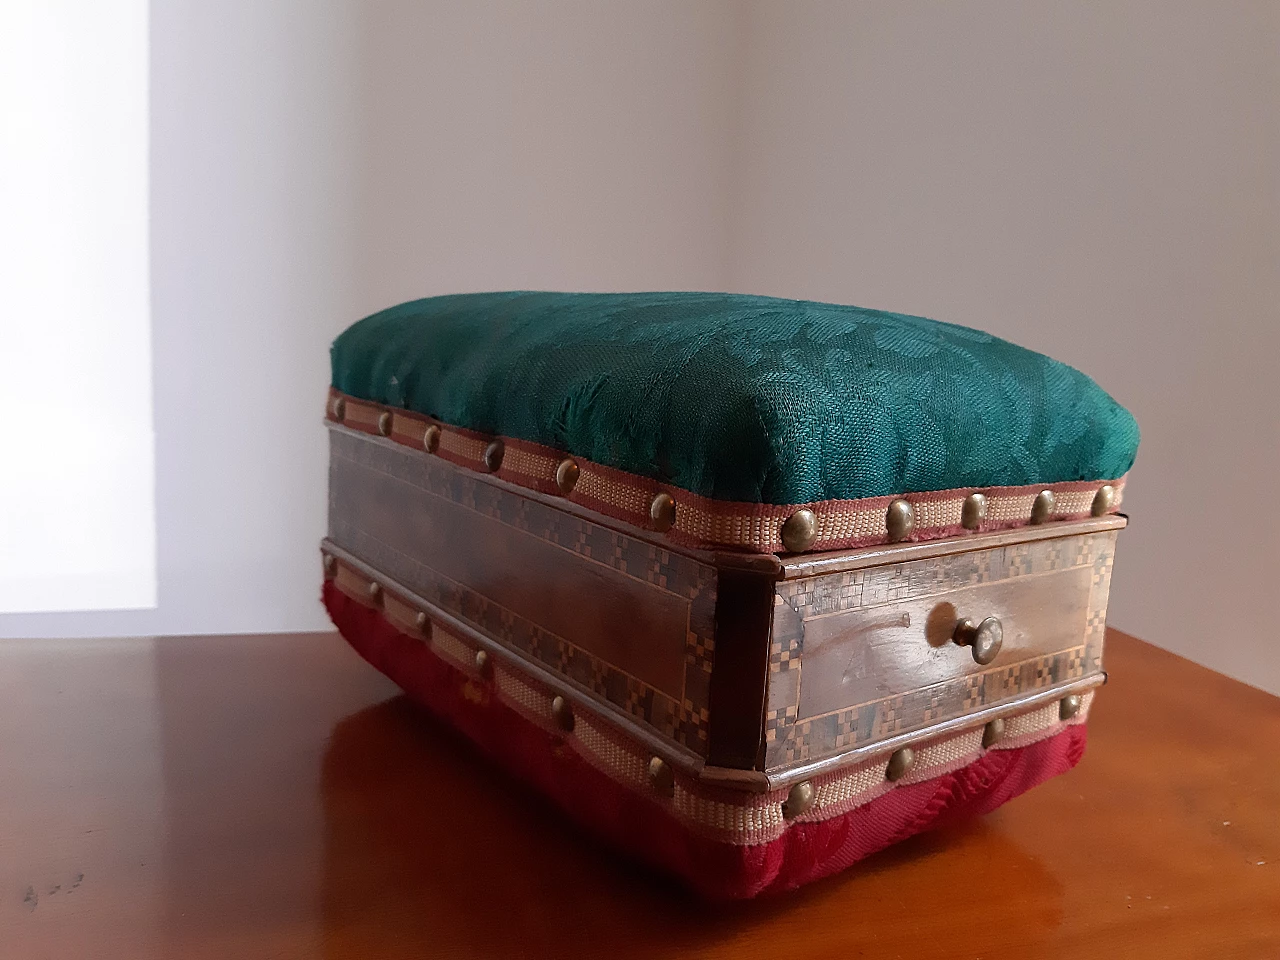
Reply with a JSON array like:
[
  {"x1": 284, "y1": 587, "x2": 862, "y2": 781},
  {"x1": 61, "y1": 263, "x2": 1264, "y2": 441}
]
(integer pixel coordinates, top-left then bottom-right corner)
[
  {"x1": 766, "y1": 529, "x2": 1117, "y2": 768},
  {"x1": 327, "y1": 426, "x2": 718, "y2": 754}
]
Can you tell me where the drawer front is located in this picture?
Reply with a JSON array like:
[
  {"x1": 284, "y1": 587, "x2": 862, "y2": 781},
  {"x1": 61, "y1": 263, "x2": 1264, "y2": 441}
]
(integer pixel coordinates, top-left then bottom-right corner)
[{"x1": 765, "y1": 529, "x2": 1117, "y2": 769}]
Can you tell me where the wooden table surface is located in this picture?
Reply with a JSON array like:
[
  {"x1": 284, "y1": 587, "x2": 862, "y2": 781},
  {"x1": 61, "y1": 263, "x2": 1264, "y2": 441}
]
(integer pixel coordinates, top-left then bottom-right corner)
[{"x1": 1, "y1": 629, "x2": 1276, "y2": 959}]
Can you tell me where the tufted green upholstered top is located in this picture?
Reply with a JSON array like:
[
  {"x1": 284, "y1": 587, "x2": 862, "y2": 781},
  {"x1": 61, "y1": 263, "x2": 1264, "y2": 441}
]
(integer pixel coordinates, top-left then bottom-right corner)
[{"x1": 330, "y1": 291, "x2": 1138, "y2": 506}]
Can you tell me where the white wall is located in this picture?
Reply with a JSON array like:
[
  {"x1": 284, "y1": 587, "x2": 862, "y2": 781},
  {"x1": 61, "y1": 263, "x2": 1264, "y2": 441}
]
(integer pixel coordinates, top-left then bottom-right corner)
[
  {"x1": 2, "y1": 0, "x2": 363, "y2": 638},
  {"x1": 352, "y1": 0, "x2": 739, "y2": 308},
  {"x1": 729, "y1": 1, "x2": 1280, "y2": 693},
  {"x1": 0, "y1": 0, "x2": 155, "y2": 614},
  {"x1": 7, "y1": 2, "x2": 1277, "y2": 697},
  {"x1": 1, "y1": 0, "x2": 737, "y2": 639}
]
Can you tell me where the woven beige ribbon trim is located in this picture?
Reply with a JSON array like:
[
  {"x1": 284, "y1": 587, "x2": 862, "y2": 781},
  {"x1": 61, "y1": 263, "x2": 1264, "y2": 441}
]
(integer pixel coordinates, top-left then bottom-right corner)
[
  {"x1": 331, "y1": 557, "x2": 1091, "y2": 847},
  {"x1": 328, "y1": 392, "x2": 1127, "y2": 555}
]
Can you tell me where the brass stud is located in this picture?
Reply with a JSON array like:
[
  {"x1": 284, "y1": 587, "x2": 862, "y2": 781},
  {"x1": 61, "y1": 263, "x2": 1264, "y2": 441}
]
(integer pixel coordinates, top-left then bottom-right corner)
[
  {"x1": 1059, "y1": 694, "x2": 1083, "y2": 720},
  {"x1": 474, "y1": 649, "x2": 492, "y2": 677},
  {"x1": 647, "y1": 756, "x2": 675, "y2": 797},
  {"x1": 1092, "y1": 484, "x2": 1116, "y2": 517},
  {"x1": 886, "y1": 747, "x2": 915, "y2": 782},
  {"x1": 983, "y1": 717, "x2": 1006, "y2": 748},
  {"x1": 422, "y1": 424, "x2": 441, "y2": 453},
  {"x1": 322, "y1": 553, "x2": 337, "y2": 579},
  {"x1": 886, "y1": 499, "x2": 915, "y2": 542},
  {"x1": 555, "y1": 458, "x2": 580, "y2": 495},
  {"x1": 377, "y1": 411, "x2": 392, "y2": 436},
  {"x1": 649, "y1": 492, "x2": 676, "y2": 533},
  {"x1": 780, "y1": 508, "x2": 818, "y2": 553},
  {"x1": 1031, "y1": 489, "x2": 1055, "y2": 524},
  {"x1": 414, "y1": 610, "x2": 430, "y2": 635},
  {"x1": 483, "y1": 440, "x2": 504, "y2": 473},
  {"x1": 961, "y1": 492, "x2": 988, "y2": 530},
  {"x1": 551, "y1": 695, "x2": 575, "y2": 733},
  {"x1": 367, "y1": 581, "x2": 383, "y2": 604},
  {"x1": 330, "y1": 396, "x2": 345, "y2": 422},
  {"x1": 783, "y1": 780, "x2": 815, "y2": 819}
]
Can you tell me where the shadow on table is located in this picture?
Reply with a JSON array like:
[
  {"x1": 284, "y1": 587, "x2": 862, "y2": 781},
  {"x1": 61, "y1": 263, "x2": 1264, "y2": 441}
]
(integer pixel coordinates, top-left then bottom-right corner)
[{"x1": 318, "y1": 695, "x2": 1066, "y2": 959}]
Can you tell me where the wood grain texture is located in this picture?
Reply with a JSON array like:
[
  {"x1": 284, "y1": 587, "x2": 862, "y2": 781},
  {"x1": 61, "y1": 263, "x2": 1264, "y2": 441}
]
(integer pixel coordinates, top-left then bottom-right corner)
[
  {"x1": 328, "y1": 427, "x2": 1124, "y2": 775},
  {"x1": 328, "y1": 427, "x2": 720, "y2": 754},
  {"x1": 0, "y1": 629, "x2": 1276, "y2": 959},
  {"x1": 705, "y1": 569, "x2": 776, "y2": 769}
]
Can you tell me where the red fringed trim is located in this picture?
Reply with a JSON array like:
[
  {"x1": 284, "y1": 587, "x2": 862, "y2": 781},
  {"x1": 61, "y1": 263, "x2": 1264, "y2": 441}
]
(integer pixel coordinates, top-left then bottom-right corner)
[{"x1": 324, "y1": 580, "x2": 1087, "y2": 899}]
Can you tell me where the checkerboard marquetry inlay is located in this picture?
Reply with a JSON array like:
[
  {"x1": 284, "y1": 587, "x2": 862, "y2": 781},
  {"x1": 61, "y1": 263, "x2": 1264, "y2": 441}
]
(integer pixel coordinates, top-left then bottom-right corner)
[{"x1": 765, "y1": 531, "x2": 1116, "y2": 767}]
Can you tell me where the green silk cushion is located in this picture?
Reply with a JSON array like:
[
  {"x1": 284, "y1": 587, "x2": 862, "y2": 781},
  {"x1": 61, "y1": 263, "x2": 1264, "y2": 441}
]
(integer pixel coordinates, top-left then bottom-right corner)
[{"x1": 330, "y1": 291, "x2": 1138, "y2": 506}]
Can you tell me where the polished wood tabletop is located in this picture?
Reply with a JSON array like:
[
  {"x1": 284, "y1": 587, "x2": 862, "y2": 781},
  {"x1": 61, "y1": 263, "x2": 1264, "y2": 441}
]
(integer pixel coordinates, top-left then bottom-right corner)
[{"x1": 1, "y1": 628, "x2": 1276, "y2": 959}]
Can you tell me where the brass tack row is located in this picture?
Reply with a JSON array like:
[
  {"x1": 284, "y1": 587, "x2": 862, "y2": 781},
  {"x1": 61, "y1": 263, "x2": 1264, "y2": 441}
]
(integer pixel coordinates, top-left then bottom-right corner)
[
  {"x1": 786, "y1": 697, "x2": 1087, "y2": 820},
  {"x1": 328, "y1": 553, "x2": 598, "y2": 746},
  {"x1": 332, "y1": 397, "x2": 1120, "y2": 553},
  {"x1": 325, "y1": 553, "x2": 436, "y2": 642},
  {"x1": 779, "y1": 483, "x2": 1117, "y2": 554},
  {"x1": 326, "y1": 548, "x2": 1095, "y2": 826},
  {"x1": 649, "y1": 705, "x2": 1085, "y2": 826},
  {"x1": 327, "y1": 556, "x2": 711, "y2": 803},
  {"x1": 329, "y1": 398, "x2": 673, "y2": 529},
  {"x1": 779, "y1": 497, "x2": 920, "y2": 554}
]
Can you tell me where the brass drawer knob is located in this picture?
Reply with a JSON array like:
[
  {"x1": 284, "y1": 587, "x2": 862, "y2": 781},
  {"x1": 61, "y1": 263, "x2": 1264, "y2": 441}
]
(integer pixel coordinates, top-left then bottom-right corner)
[{"x1": 953, "y1": 616, "x2": 1003, "y2": 665}]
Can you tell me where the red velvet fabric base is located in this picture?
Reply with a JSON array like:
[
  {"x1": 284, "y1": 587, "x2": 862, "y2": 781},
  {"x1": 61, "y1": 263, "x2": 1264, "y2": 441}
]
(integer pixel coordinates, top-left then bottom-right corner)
[{"x1": 324, "y1": 581, "x2": 1087, "y2": 900}]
